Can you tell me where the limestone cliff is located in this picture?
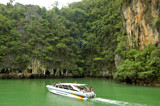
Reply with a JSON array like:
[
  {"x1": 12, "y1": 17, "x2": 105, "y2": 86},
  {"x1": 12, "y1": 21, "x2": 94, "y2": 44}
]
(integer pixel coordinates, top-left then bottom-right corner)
[{"x1": 122, "y1": 0, "x2": 160, "y2": 50}]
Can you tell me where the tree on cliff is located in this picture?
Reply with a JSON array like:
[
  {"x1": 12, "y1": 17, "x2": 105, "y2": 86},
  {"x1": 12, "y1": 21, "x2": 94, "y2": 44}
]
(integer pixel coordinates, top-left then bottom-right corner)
[
  {"x1": 0, "y1": 0, "x2": 159, "y2": 84},
  {"x1": 0, "y1": 0, "x2": 123, "y2": 77},
  {"x1": 114, "y1": 0, "x2": 160, "y2": 84}
]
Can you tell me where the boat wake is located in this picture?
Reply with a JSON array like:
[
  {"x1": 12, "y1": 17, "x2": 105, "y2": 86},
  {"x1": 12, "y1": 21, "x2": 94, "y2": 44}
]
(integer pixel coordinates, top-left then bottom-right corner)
[{"x1": 90, "y1": 97, "x2": 146, "y2": 106}]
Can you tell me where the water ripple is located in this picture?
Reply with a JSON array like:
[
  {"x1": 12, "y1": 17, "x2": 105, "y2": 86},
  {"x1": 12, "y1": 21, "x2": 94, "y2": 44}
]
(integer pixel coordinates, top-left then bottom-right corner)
[{"x1": 90, "y1": 97, "x2": 146, "y2": 106}]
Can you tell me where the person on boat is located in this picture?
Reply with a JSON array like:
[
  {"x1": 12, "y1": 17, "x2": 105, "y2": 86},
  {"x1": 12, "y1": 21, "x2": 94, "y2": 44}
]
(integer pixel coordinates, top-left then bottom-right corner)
[
  {"x1": 87, "y1": 88, "x2": 90, "y2": 92},
  {"x1": 91, "y1": 87, "x2": 94, "y2": 92},
  {"x1": 53, "y1": 83, "x2": 55, "y2": 86}
]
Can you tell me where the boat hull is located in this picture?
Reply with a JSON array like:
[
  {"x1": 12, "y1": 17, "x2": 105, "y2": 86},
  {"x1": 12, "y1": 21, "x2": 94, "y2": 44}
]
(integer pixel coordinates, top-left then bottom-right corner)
[{"x1": 46, "y1": 85, "x2": 95, "y2": 100}]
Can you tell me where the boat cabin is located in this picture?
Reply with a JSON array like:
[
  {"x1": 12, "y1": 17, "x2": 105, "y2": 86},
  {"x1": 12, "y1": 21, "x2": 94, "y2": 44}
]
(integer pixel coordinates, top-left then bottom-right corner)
[{"x1": 53, "y1": 83, "x2": 89, "y2": 92}]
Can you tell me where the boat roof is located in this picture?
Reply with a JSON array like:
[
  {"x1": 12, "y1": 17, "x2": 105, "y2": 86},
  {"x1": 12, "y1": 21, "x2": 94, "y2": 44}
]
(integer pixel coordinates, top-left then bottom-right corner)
[{"x1": 57, "y1": 83, "x2": 86, "y2": 86}]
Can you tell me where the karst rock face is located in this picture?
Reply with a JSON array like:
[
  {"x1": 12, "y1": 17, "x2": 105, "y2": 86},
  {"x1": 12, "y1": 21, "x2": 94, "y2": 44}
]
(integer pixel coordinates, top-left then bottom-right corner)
[{"x1": 122, "y1": 0, "x2": 160, "y2": 50}]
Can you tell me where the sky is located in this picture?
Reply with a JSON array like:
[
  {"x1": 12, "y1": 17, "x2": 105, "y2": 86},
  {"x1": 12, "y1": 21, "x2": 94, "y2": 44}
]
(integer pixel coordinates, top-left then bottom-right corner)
[{"x1": 0, "y1": 0, "x2": 82, "y2": 9}]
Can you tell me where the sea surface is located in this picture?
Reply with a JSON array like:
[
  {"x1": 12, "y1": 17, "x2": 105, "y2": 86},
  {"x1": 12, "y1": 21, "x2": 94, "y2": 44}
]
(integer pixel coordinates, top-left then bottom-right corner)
[{"x1": 0, "y1": 78, "x2": 159, "y2": 106}]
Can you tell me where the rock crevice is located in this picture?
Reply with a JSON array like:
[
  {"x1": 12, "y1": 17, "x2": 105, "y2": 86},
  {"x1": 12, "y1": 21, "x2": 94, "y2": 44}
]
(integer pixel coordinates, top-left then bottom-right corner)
[{"x1": 122, "y1": 0, "x2": 159, "y2": 50}]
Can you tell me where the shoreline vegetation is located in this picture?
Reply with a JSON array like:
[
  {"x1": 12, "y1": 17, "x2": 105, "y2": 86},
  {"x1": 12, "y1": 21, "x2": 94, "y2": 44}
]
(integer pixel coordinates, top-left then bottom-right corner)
[
  {"x1": 0, "y1": 0, "x2": 160, "y2": 86},
  {"x1": 0, "y1": 73, "x2": 160, "y2": 87}
]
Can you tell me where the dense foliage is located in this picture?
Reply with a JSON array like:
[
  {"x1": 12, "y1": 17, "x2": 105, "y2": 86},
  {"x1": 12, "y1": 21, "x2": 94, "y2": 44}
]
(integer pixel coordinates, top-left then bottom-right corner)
[
  {"x1": 114, "y1": 44, "x2": 160, "y2": 84},
  {"x1": 0, "y1": 0, "x2": 159, "y2": 83},
  {"x1": 0, "y1": 0, "x2": 123, "y2": 77}
]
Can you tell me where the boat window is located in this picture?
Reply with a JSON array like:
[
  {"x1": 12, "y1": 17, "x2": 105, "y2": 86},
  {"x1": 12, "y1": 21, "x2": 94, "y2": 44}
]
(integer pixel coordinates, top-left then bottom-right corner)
[
  {"x1": 74, "y1": 86, "x2": 87, "y2": 90},
  {"x1": 62, "y1": 85, "x2": 74, "y2": 90},
  {"x1": 59, "y1": 85, "x2": 63, "y2": 88},
  {"x1": 63, "y1": 85, "x2": 68, "y2": 89},
  {"x1": 64, "y1": 85, "x2": 77, "y2": 91},
  {"x1": 72, "y1": 89, "x2": 78, "y2": 91},
  {"x1": 55, "y1": 85, "x2": 78, "y2": 91},
  {"x1": 69, "y1": 86, "x2": 73, "y2": 90}
]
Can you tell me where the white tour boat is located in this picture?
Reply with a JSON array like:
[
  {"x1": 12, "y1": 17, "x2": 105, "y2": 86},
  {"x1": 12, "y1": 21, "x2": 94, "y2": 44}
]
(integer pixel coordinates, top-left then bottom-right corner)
[{"x1": 46, "y1": 83, "x2": 96, "y2": 100}]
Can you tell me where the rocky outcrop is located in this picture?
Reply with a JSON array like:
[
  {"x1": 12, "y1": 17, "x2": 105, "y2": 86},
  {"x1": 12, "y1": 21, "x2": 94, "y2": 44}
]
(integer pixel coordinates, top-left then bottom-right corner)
[
  {"x1": 122, "y1": 0, "x2": 160, "y2": 50},
  {"x1": 114, "y1": 54, "x2": 122, "y2": 68},
  {"x1": 23, "y1": 58, "x2": 73, "y2": 77}
]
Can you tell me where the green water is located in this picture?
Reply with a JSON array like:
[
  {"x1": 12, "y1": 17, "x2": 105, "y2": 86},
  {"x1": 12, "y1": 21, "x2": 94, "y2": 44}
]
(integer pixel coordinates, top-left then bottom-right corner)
[{"x1": 0, "y1": 78, "x2": 159, "y2": 106}]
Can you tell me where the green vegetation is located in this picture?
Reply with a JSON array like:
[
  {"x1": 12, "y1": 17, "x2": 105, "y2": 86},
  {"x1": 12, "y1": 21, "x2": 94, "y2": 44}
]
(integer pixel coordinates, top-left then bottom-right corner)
[
  {"x1": 0, "y1": 0, "x2": 123, "y2": 77},
  {"x1": 0, "y1": 0, "x2": 159, "y2": 84},
  {"x1": 114, "y1": 44, "x2": 160, "y2": 84},
  {"x1": 122, "y1": 0, "x2": 132, "y2": 5}
]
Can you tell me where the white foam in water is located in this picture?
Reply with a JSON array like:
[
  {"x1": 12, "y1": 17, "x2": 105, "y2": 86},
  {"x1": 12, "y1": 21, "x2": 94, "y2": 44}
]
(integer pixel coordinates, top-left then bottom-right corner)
[
  {"x1": 91, "y1": 98, "x2": 128, "y2": 105},
  {"x1": 90, "y1": 98, "x2": 146, "y2": 106}
]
